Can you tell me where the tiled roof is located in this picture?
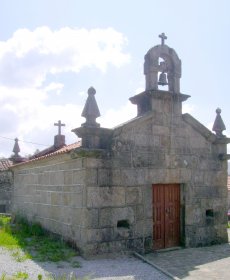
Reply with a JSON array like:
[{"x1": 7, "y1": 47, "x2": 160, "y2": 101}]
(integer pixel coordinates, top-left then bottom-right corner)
[
  {"x1": 11, "y1": 141, "x2": 81, "y2": 167},
  {"x1": 0, "y1": 159, "x2": 13, "y2": 171},
  {"x1": 29, "y1": 145, "x2": 61, "y2": 159}
]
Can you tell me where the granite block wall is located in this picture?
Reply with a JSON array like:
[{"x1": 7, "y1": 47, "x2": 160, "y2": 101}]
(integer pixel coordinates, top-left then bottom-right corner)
[
  {"x1": 0, "y1": 171, "x2": 13, "y2": 213},
  {"x1": 109, "y1": 109, "x2": 228, "y2": 249},
  {"x1": 12, "y1": 156, "x2": 88, "y2": 250}
]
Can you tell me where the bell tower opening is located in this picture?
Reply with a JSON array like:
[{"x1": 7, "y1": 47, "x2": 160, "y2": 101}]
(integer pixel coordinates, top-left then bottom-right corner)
[
  {"x1": 144, "y1": 33, "x2": 181, "y2": 93},
  {"x1": 158, "y1": 57, "x2": 169, "y2": 91},
  {"x1": 158, "y1": 57, "x2": 164, "y2": 65}
]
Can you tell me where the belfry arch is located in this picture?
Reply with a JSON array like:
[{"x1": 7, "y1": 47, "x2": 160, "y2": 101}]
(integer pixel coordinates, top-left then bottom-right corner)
[{"x1": 144, "y1": 33, "x2": 181, "y2": 93}]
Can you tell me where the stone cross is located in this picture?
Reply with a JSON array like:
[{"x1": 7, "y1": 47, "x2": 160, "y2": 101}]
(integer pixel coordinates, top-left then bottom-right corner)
[
  {"x1": 54, "y1": 120, "x2": 65, "y2": 135},
  {"x1": 159, "y1": 33, "x2": 167, "y2": 45}
]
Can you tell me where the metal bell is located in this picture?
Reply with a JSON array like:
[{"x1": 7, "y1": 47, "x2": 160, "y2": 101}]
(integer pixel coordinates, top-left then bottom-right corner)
[{"x1": 158, "y1": 72, "x2": 168, "y2": 86}]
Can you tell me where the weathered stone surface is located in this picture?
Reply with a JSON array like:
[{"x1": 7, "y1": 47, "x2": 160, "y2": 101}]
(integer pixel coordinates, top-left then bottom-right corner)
[
  {"x1": 83, "y1": 158, "x2": 105, "y2": 168},
  {"x1": 99, "y1": 206, "x2": 135, "y2": 227},
  {"x1": 136, "y1": 205, "x2": 145, "y2": 220},
  {"x1": 63, "y1": 170, "x2": 73, "y2": 185},
  {"x1": 50, "y1": 192, "x2": 62, "y2": 205},
  {"x1": 87, "y1": 187, "x2": 125, "y2": 207},
  {"x1": 119, "y1": 169, "x2": 147, "y2": 186},
  {"x1": 70, "y1": 208, "x2": 84, "y2": 226},
  {"x1": 148, "y1": 169, "x2": 166, "y2": 184},
  {"x1": 83, "y1": 208, "x2": 99, "y2": 228},
  {"x1": 11, "y1": 157, "x2": 87, "y2": 249},
  {"x1": 40, "y1": 191, "x2": 51, "y2": 204},
  {"x1": 185, "y1": 204, "x2": 203, "y2": 225},
  {"x1": 126, "y1": 187, "x2": 142, "y2": 205},
  {"x1": 142, "y1": 185, "x2": 153, "y2": 218},
  {"x1": 86, "y1": 227, "x2": 113, "y2": 243},
  {"x1": 72, "y1": 169, "x2": 86, "y2": 185},
  {"x1": 97, "y1": 168, "x2": 111, "y2": 186},
  {"x1": 64, "y1": 158, "x2": 83, "y2": 170}
]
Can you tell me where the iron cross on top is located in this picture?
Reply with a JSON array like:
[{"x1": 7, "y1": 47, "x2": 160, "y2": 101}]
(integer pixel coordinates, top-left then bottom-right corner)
[
  {"x1": 54, "y1": 120, "x2": 65, "y2": 135},
  {"x1": 159, "y1": 32, "x2": 167, "y2": 45}
]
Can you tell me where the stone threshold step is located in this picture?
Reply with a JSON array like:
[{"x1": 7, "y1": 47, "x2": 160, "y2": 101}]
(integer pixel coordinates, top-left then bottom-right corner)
[{"x1": 155, "y1": 246, "x2": 182, "y2": 253}]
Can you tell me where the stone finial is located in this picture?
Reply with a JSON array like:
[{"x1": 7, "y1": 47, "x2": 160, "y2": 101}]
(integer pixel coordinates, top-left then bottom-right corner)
[
  {"x1": 13, "y1": 138, "x2": 20, "y2": 157},
  {"x1": 81, "y1": 87, "x2": 101, "y2": 127},
  {"x1": 212, "y1": 108, "x2": 226, "y2": 137},
  {"x1": 10, "y1": 137, "x2": 27, "y2": 163},
  {"x1": 159, "y1": 32, "x2": 167, "y2": 46}
]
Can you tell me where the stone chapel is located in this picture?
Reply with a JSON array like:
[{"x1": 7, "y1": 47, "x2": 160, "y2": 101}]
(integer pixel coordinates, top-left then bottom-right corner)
[{"x1": 10, "y1": 34, "x2": 230, "y2": 256}]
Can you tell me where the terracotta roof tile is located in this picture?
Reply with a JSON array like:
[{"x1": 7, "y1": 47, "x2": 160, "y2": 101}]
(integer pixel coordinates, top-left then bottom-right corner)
[
  {"x1": 30, "y1": 145, "x2": 61, "y2": 159},
  {"x1": 0, "y1": 159, "x2": 13, "y2": 171},
  {"x1": 11, "y1": 141, "x2": 81, "y2": 167}
]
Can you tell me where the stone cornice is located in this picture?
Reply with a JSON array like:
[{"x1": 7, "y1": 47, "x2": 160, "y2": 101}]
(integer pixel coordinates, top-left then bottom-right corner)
[{"x1": 182, "y1": 113, "x2": 216, "y2": 142}]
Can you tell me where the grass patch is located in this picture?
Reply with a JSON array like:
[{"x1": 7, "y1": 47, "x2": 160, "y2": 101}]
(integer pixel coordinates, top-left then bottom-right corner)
[
  {"x1": 45, "y1": 274, "x2": 90, "y2": 280},
  {"x1": 0, "y1": 230, "x2": 20, "y2": 248},
  {"x1": 0, "y1": 215, "x2": 78, "y2": 263},
  {"x1": 11, "y1": 250, "x2": 31, "y2": 262},
  {"x1": 0, "y1": 271, "x2": 29, "y2": 280},
  {"x1": 0, "y1": 273, "x2": 90, "y2": 280},
  {"x1": 13, "y1": 272, "x2": 29, "y2": 279},
  {"x1": 0, "y1": 215, "x2": 11, "y2": 227}
]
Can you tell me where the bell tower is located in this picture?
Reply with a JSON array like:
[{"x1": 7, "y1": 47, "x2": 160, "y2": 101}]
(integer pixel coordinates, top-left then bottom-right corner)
[
  {"x1": 130, "y1": 33, "x2": 190, "y2": 116},
  {"x1": 144, "y1": 32, "x2": 181, "y2": 93}
]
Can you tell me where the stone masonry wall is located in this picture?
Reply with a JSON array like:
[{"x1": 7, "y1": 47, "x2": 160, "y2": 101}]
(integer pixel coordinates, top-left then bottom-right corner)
[
  {"x1": 11, "y1": 155, "x2": 91, "y2": 251},
  {"x1": 108, "y1": 106, "x2": 228, "y2": 250},
  {"x1": 83, "y1": 163, "x2": 148, "y2": 254},
  {"x1": 0, "y1": 170, "x2": 13, "y2": 213}
]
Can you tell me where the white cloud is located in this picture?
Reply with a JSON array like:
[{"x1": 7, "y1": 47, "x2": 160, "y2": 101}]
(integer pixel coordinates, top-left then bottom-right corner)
[
  {"x1": 78, "y1": 90, "x2": 87, "y2": 97},
  {"x1": 100, "y1": 102, "x2": 136, "y2": 128},
  {"x1": 0, "y1": 27, "x2": 130, "y2": 88},
  {"x1": 206, "y1": 122, "x2": 213, "y2": 131},
  {"x1": 0, "y1": 27, "x2": 131, "y2": 157},
  {"x1": 182, "y1": 103, "x2": 194, "y2": 114},
  {"x1": 134, "y1": 87, "x2": 144, "y2": 95},
  {"x1": 11, "y1": 101, "x2": 137, "y2": 157},
  {"x1": 0, "y1": 84, "x2": 83, "y2": 156},
  {"x1": 45, "y1": 82, "x2": 64, "y2": 95}
]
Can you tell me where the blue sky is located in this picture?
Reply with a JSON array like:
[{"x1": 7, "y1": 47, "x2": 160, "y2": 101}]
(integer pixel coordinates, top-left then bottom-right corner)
[{"x1": 0, "y1": 0, "x2": 230, "y2": 157}]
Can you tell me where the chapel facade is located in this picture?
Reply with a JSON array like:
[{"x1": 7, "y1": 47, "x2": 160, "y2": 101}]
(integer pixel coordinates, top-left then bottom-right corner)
[{"x1": 10, "y1": 34, "x2": 229, "y2": 255}]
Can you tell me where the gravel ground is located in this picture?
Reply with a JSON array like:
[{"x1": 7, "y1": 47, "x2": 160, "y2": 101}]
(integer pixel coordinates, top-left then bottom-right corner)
[{"x1": 0, "y1": 248, "x2": 169, "y2": 280}]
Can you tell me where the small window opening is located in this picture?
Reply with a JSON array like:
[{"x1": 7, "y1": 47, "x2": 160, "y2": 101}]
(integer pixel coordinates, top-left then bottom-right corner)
[
  {"x1": 0, "y1": 205, "x2": 6, "y2": 213},
  {"x1": 206, "y1": 209, "x2": 214, "y2": 225},
  {"x1": 206, "y1": 209, "x2": 214, "y2": 218},
  {"x1": 117, "y1": 220, "x2": 130, "y2": 229}
]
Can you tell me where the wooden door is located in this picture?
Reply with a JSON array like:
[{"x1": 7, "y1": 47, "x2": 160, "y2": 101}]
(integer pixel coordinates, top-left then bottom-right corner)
[{"x1": 153, "y1": 184, "x2": 180, "y2": 250}]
